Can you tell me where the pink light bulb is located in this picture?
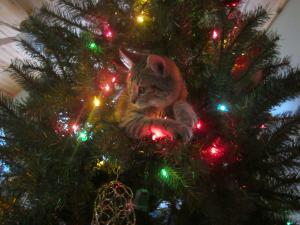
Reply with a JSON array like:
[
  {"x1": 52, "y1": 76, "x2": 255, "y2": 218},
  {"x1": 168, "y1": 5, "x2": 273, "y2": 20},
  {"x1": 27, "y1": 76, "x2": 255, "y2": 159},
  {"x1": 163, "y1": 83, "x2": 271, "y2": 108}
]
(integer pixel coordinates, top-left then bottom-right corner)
[
  {"x1": 212, "y1": 30, "x2": 219, "y2": 40},
  {"x1": 72, "y1": 124, "x2": 79, "y2": 132}
]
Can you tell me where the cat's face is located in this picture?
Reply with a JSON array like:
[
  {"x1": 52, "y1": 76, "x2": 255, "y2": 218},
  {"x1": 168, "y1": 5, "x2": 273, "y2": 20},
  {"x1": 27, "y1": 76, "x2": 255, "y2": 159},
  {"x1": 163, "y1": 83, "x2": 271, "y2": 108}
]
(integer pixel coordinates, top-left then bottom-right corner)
[
  {"x1": 128, "y1": 63, "x2": 175, "y2": 109},
  {"x1": 119, "y1": 49, "x2": 177, "y2": 109}
]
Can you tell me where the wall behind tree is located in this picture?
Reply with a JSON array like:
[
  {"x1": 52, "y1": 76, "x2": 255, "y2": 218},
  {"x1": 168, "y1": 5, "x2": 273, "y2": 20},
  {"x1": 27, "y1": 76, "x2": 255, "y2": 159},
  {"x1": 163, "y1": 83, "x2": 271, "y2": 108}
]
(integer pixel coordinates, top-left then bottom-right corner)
[
  {"x1": 242, "y1": 0, "x2": 299, "y2": 115},
  {"x1": 268, "y1": 0, "x2": 300, "y2": 115}
]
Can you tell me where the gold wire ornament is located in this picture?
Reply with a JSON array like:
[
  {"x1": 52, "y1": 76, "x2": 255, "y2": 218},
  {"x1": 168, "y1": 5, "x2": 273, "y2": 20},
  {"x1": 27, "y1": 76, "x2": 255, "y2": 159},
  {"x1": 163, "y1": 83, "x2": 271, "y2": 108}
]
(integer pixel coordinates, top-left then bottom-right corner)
[{"x1": 91, "y1": 181, "x2": 136, "y2": 225}]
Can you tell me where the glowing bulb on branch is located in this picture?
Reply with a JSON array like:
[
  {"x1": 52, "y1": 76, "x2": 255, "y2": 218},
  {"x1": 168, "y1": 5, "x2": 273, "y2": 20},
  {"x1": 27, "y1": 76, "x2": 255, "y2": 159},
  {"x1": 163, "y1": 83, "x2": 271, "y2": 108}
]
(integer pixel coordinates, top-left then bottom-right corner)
[
  {"x1": 150, "y1": 127, "x2": 171, "y2": 141},
  {"x1": 96, "y1": 159, "x2": 105, "y2": 169},
  {"x1": 78, "y1": 130, "x2": 88, "y2": 142},
  {"x1": 112, "y1": 76, "x2": 116, "y2": 83},
  {"x1": 212, "y1": 29, "x2": 219, "y2": 40},
  {"x1": 136, "y1": 15, "x2": 145, "y2": 23},
  {"x1": 88, "y1": 41, "x2": 97, "y2": 50},
  {"x1": 210, "y1": 146, "x2": 219, "y2": 155},
  {"x1": 152, "y1": 134, "x2": 157, "y2": 141},
  {"x1": 72, "y1": 124, "x2": 79, "y2": 132},
  {"x1": 217, "y1": 103, "x2": 229, "y2": 112},
  {"x1": 87, "y1": 41, "x2": 102, "y2": 53},
  {"x1": 195, "y1": 120, "x2": 202, "y2": 129},
  {"x1": 105, "y1": 30, "x2": 112, "y2": 38},
  {"x1": 201, "y1": 138, "x2": 226, "y2": 162},
  {"x1": 160, "y1": 168, "x2": 169, "y2": 179},
  {"x1": 222, "y1": 0, "x2": 241, "y2": 7},
  {"x1": 260, "y1": 124, "x2": 266, "y2": 129},
  {"x1": 104, "y1": 84, "x2": 110, "y2": 92},
  {"x1": 207, "y1": 143, "x2": 224, "y2": 159},
  {"x1": 93, "y1": 97, "x2": 101, "y2": 107}
]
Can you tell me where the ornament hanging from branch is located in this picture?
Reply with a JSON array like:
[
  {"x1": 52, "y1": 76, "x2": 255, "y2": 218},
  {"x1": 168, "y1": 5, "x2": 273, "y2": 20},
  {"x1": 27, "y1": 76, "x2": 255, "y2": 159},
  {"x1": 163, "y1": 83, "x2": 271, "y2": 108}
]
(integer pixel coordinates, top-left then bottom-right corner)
[
  {"x1": 91, "y1": 181, "x2": 136, "y2": 225},
  {"x1": 231, "y1": 53, "x2": 249, "y2": 77},
  {"x1": 231, "y1": 48, "x2": 261, "y2": 77}
]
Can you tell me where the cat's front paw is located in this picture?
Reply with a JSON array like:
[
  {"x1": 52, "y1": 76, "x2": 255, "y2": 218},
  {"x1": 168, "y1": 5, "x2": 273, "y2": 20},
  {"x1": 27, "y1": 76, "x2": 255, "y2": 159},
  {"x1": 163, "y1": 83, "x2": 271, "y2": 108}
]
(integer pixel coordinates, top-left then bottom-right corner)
[{"x1": 172, "y1": 124, "x2": 193, "y2": 142}]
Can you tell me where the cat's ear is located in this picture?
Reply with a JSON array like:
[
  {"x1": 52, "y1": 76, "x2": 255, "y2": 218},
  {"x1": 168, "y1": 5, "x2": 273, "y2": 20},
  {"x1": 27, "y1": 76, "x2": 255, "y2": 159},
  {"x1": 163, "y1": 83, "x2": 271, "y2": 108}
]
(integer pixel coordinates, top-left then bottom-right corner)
[
  {"x1": 147, "y1": 55, "x2": 166, "y2": 77},
  {"x1": 119, "y1": 48, "x2": 142, "y2": 70}
]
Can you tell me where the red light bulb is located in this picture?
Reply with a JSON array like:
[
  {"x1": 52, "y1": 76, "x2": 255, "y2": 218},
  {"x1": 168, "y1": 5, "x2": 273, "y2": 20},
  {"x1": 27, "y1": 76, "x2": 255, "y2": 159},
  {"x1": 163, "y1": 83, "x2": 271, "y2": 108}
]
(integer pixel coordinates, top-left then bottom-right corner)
[
  {"x1": 201, "y1": 138, "x2": 226, "y2": 162},
  {"x1": 104, "y1": 84, "x2": 110, "y2": 92},
  {"x1": 150, "y1": 127, "x2": 172, "y2": 141},
  {"x1": 222, "y1": 0, "x2": 241, "y2": 8},
  {"x1": 105, "y1": 31, "x2": 112, "y2": 38},
  {"x1": 209, "y1": 145, "x2": 219, "y2": 155},
  {"x1": 195, "y1": 121, "x2": 202, "y2": 129},
  {"x1": 152, "y1": 134, "x2": 157, "y2": 141},
  {"x1": 260, "y1": 124, "x2": 266, "y2": 129},
  {"x1": 72, "y1": 124, "x2": 79, "y2": 132}
]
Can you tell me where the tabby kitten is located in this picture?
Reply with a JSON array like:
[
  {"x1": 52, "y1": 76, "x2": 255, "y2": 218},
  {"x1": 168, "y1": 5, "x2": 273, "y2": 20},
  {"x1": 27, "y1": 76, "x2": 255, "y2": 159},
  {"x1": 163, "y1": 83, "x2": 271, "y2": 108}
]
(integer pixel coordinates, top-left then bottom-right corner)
[{"x1": 116, "y1": 48, "x2": 197, "y2": 142}]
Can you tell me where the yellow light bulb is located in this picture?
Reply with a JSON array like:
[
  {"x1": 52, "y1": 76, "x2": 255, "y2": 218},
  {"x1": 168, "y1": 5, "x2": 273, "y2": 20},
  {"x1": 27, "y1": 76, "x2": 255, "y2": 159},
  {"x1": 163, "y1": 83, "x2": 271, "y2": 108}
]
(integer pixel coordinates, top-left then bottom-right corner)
[
  {"x1": 93, "y1": 97, "x2": 101, "y2": 107},
  {"x1": 136, "y1": 15, "x2": 145, "y2": 23},
  {"x1": 96, "y1": 160, "x2": 105, "y2": 168}
]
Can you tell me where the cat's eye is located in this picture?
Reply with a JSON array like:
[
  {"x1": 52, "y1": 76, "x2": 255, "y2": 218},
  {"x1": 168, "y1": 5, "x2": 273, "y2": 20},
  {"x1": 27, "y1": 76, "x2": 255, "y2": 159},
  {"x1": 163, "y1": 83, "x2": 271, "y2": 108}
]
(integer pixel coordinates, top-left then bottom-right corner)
[{"x1": 139, "y1": 87, "x2": 146, "y2": 95}]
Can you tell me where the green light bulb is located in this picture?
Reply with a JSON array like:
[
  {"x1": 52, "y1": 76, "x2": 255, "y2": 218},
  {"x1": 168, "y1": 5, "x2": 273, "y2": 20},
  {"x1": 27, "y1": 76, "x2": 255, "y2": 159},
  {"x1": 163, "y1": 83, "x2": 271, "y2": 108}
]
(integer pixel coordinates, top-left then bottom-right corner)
[
  {"x1": 87, "y1": 41, "x2": 103, "y2": 54},
  {"x1": 88, "y1": 42, "x2": 97, "y2": 50},
  {"x1": 160, "y1": 168, "x2": 169, "y2": 179},
  {"x1": 78, "y1": 130, "x2": 88, "y2": 142},
  {"x1": 287, "y1": 221, "x2": 292, "y2": 225}
]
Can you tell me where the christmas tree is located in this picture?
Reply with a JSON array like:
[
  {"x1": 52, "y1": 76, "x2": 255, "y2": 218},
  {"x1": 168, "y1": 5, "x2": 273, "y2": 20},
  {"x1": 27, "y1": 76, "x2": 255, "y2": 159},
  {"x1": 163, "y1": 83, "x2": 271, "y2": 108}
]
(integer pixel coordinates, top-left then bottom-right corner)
[{"x1": 1, "y1": 0, "x2": 300, "y2": 224}]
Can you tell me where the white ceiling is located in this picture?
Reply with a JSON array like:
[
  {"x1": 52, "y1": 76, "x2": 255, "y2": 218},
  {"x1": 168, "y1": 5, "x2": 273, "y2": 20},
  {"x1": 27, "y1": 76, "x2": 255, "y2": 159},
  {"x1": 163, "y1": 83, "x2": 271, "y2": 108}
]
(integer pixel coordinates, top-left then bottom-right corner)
[{"x1": 0, "y1": 0, "x2": 289, "y2": 97}]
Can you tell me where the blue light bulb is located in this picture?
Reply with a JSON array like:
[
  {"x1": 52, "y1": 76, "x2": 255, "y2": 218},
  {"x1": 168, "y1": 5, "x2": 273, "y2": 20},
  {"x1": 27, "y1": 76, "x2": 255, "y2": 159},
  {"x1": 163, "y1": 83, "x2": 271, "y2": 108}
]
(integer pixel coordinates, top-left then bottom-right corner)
[{"x1": 217, "y1": 103, "x2": 229, "y2": 112}]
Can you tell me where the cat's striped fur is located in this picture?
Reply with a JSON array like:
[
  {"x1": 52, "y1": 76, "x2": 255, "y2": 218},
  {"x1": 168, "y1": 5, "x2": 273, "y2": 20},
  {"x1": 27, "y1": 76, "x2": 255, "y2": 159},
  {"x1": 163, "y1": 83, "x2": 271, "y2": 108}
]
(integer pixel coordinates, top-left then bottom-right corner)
[{"x1": 116, "y1": 49, "x2": 197, "y2": 142}]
